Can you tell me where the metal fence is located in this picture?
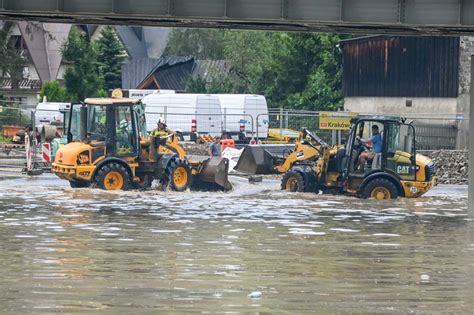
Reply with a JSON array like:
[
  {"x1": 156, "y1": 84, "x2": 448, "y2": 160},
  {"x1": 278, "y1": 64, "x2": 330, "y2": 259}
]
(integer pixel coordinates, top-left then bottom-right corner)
[
  {"x1": 0, "y1": 105, "x2": 468, "y2": 150},
  {"x1": 262, "y1": 109, "x2": 466, "y2": 150},
  {"x1": 0, "y1": 106, "x2": 31, "y2": 127}
]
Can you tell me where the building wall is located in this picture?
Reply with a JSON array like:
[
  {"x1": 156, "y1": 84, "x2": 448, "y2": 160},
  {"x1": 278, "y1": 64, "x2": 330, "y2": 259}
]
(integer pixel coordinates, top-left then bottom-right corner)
[
  {"x1": 341, "y1": 36, "x2": 460, "y2": 98},
  {"x1": 343, "y1": 35, "x2": 474, "y2": 149},
  {"x1": 344, "y1": 96, "x2": 460, "y2": 149},
  {"x1": 344, "y1": 97, "x2": 458, "y2": 118},
  {"x1": 1, "y1": 89, "x2": 39, "y2": 109}
]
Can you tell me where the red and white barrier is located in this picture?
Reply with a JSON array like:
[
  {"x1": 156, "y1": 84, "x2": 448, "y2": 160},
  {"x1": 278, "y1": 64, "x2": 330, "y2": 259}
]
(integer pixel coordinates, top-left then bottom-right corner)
[
  {"x1": 25, "y1": 134, "x2": 32, "y2": 171},
  {"x1": 41, "y1": 143, "x2": 51, "y2": 163}
]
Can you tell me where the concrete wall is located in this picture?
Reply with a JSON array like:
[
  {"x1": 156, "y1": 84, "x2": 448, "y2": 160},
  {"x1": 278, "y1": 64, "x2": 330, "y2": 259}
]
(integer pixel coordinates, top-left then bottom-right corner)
[
  {"x1": 344, "y1": 97, "x2": 458, "y2": 118},
  {"x1": 344, "y1": 96, "x2": 462, "y2": 149},
  {"x1": 457, "y1": 36, "x2": 474, "y2": 149}
]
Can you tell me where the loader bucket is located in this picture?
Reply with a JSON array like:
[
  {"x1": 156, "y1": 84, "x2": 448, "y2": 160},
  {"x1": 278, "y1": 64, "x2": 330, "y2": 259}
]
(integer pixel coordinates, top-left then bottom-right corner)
[
  {"x1": 197, "y1": 157, "x2": 232, "y2": 191},
  {"x1": 234, "y1": 145, "x2": 277, "y2": 175}
]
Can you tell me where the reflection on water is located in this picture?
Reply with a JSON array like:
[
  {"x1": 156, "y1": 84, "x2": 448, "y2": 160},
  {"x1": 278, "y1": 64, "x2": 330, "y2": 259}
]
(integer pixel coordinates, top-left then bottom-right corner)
[{"x1": 0, "y1": 175, "x2": 472, "y2": 313}]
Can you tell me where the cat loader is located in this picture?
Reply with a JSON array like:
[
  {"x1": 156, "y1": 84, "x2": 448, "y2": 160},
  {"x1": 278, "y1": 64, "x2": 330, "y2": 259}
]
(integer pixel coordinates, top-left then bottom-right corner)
[
  {"x1": 235, "y1": 117, "x2": 438, "y2": 199},
  {"x1": 51, "y1": 97, "x2": 231, "y2": 191}
]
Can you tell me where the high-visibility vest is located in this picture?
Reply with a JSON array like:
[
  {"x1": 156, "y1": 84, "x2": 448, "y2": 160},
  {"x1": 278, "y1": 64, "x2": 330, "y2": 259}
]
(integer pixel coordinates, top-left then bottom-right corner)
[{"x1": 151, "y1": 129, "x2": 168, "y2": 137}]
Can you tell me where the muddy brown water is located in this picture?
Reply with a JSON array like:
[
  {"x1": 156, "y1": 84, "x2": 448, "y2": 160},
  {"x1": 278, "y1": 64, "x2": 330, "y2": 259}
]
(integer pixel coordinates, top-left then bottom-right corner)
[{"x1": 0, "y1": 174, "x2": 472, "y2": 313}]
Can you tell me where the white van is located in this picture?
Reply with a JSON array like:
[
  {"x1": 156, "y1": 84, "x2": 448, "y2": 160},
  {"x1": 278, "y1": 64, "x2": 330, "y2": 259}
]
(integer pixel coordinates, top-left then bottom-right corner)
[
  {"x1": 35, "y1": 102, "x2": 70, "y2": 128},
  {"x1": 217, "y1": 94, "x2": 269, "y2": 140},
  {"x1": 142, "y1": 93, "x2": 223, "y2": 139}
]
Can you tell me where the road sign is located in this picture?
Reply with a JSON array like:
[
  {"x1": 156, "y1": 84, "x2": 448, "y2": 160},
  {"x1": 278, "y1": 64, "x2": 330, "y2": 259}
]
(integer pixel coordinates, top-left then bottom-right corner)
[{"x1": 319, "y1": 112, "x2": 358, "y2": 130}]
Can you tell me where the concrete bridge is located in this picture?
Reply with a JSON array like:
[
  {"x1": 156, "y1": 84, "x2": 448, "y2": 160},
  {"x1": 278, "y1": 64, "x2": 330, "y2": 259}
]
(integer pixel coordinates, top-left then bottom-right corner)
[{"x1": 0, "y1": 0, "x2": 473, "y2": 209}]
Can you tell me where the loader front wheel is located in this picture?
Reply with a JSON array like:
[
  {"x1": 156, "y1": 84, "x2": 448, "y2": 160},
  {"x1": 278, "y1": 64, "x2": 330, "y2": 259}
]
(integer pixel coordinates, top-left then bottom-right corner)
[
  {"x1": 96, "y1": 163, "x2": 131, "y2": 191},
  {"x1": 281, "y1": 170, "x2": 306, "y2": 192},
  {"x1": 166, "y1": 159, "x2": 192, "y2": 192},
  {"x1": 362, "y1": 178, "x2": 399, "y2": 200}
]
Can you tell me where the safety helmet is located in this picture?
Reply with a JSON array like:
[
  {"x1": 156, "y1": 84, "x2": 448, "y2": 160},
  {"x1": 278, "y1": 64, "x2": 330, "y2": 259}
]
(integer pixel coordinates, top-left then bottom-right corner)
[
  {"x1": 157, "y1": 117, "x2": 166, "y2": 125},
  {"x1": 119, "y1": 119, "x2": 128, "y2": 129}
]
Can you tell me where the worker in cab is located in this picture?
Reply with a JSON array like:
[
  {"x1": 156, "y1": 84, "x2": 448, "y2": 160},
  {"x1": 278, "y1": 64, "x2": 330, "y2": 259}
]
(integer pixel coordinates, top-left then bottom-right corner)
[
  {"x1": 208, "y1": 136, "x2": 221, "y2": 157},
  {"x1": 356, "y1": 125, "x2": 382, "y2": 171},
  {"x1": 151, "y1": 118, "x2": 172, "y2": 138},
  {"x1": 116, "y1": 119, "x2": 132, "y2": 153}
]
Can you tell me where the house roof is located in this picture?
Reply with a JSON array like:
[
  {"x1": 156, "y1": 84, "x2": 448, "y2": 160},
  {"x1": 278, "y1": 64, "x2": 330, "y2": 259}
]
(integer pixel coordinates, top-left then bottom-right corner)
[
  {"x1": 121, "y1": 58, "x2": 163, "y2": 89},
  {"x1": 123, "y1": 57, "x2": 232, "y2": 91},
  {"x1": 122, "y1": 56, "x2": 193, "y2": 89},
  {"x1": 115, "y1": 26, "x2": 171, "y2": 60}
]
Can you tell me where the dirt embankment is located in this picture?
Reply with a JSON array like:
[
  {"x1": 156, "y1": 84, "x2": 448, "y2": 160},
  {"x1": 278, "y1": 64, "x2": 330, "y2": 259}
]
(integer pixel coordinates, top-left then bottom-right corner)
[
  {"x1": 180, "y1": 142, "x2": 209, "y2": 156},
  {"x1": 419, "y1": 150, "x2": 468, "y2": 185}
]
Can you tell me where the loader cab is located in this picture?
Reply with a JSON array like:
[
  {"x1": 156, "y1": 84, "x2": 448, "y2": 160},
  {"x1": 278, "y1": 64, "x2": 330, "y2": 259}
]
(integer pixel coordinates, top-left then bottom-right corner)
[
  {"x1": 344, "y1": 117, "x2": 417, "y2": 191},
  {"x1": 72, "y1": 98, "x2": 141, "y2": 157}
]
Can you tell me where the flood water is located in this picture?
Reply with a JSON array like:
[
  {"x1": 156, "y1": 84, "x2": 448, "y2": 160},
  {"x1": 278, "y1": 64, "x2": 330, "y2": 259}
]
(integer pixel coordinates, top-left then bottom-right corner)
[{"x1": 0, "y1": 174, "x2": 472, "y2": 313}]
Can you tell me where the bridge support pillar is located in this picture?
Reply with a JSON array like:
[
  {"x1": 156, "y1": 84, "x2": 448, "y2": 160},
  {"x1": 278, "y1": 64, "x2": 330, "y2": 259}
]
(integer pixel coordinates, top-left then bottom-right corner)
[{"x1": 469, "y1": 56, "x2": 474, "y2": 215}]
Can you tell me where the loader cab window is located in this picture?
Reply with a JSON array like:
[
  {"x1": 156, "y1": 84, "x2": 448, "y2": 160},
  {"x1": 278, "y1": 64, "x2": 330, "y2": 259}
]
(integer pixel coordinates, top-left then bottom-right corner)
[
  {"x1": 87, "y1": 105, "x2": 107, "y2": 141},
  {"x1": 115, "y1": 106, "x2": 136, "y2": 155},
  {"x1": 349, "y1": 120, "x2": 384, "y2": 174},
  {"x1": 67, "y1": 104, "x2": 81, "y2": 142},
  {"x1": 385, "y1": 123, "x2": 416, "y2": 181}
]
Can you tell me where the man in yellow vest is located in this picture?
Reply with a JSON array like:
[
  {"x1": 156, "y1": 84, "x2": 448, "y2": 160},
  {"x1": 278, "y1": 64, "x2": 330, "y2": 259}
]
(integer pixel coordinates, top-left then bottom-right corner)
[{"x1": 151, "y1": 118, "x2": 172, "y2": 138}]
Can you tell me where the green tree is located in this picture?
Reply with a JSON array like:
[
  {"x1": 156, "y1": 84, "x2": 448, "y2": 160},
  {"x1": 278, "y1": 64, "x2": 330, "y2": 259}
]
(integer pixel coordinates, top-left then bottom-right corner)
[
  {"x1": 97, "y1": 26, "x2": 126, "y2": 90},
  {"x1": 164, "y1": 29, "x2": 345, "y2": 111},
  {"x1": 0, "y1": 22, "x2": 27, "y2": 89},
  {"x1": 0, "y1": 93, "x2": 19, "y2": 126},
  {"x1": 164, "y1": 28, "x2": 226, "y2": 59},
  {"x1": 185, "y1": 77, "x2": 207, "y2": 93},
  {"x1": 39, "y1": 80, "x2": 70, "y2": 102},
  {"x1": 247, "y1": 33, "x2": 344, "y2": 111},
  {"x1": 62, "y1": 28, "x2": 103, "y2": 101}
]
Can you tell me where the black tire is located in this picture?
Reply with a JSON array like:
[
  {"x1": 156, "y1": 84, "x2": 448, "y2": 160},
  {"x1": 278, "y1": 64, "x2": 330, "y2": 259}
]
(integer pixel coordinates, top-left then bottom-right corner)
[
  {"x1": 95, "y1": 162, "x2": 131, "y2": 191},
  {"x1": 69, "y1": 180, "x2": 90, "y2": 188},
  {"x1": 361, "y1": 177, "x2": 399, "y2": 200},
  {"x1": 281, "y1": 170, "x2": 306, "y2": 192},
  {"x1": 163, "y1": 158, "x2": 192, "y2": 192},
  {"x1": 133, "y1": 174, "x2": 154, "y2": 190}
]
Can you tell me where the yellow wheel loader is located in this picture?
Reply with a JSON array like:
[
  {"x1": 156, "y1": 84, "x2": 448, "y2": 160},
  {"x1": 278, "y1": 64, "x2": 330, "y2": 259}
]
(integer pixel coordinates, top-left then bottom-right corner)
[
  {"x1": 235, "y1": 117, "x2": 438, "y2": 199},
  {"x1": 51, "y1": 97, "x2": 231, "y2": 191}
]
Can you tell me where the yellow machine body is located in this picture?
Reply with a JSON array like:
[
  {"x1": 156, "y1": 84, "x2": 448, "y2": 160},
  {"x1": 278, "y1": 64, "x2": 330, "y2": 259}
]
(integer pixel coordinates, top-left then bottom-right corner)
[
  {"x1": 235, "y1": 119, "x2": 438, "y2": 199},
  {"x1": 52, "y1": 97, "x2": 231, "y2": 191}
]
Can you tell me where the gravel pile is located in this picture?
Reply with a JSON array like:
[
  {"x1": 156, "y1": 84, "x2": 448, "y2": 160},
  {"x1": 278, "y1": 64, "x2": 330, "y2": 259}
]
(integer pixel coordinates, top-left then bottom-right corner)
[
  {"x1": 419, "y1": 150, "x2": 468, "y2": 185},
  {"x1": 181, "y1": 142, "x2": 209, "y2": 156}
]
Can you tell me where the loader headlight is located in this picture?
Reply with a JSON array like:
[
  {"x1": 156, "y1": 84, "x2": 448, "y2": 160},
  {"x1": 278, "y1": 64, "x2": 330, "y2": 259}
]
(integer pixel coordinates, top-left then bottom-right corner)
[{"x1": 77, "y1": 151, "x2": 90, "y2": 164}]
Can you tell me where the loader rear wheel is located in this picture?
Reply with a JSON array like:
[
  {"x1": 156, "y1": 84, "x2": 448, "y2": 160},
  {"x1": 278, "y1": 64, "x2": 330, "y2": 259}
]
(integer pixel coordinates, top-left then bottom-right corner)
[
  {"x1": 96, "y1": 163, "x2": 131, "y2": 191},
  {"x1": 281, "y1": 171, "x2": 306, "y2": 192},
  {"x1": 362, "y1": 178, "x2": 399, "y2": 200},
  {"x1": 165, "y1": 159, "x2": 192, "y2": 192}
]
